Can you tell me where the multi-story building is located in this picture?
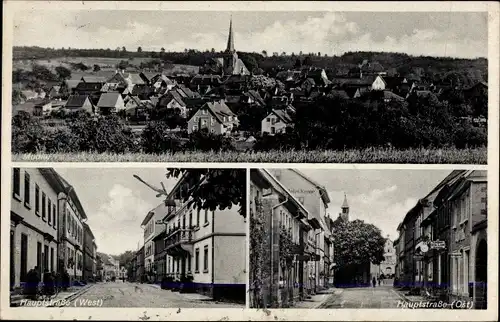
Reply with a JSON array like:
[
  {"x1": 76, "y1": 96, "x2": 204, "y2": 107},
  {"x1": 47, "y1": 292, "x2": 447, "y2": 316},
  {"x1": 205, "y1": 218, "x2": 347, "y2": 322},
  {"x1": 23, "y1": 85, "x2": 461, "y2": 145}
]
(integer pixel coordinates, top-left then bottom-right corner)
[
  {"x1": 141, "y1": 202, "x2": 168, "y2": 281},
  {"x1": 159, "y1": 171, "x2": 247, "y2": 302},
  {"x1": 250, "y1": 169, "x2": 311, "y2": 308},
  {"x1": 136, "y1": 246, "x2": 145, "y2": 282},
  {"x1": 11, "y1": 168, "x2": 93, "y2": 287},
  {"x1": 10, "y1": 168, "x2": 61, "y2": 288},
  {"x1": 82, "y1": 222, "x2": 96, "y2": 282},
  {"x1": 92, "y1": 240, "x2": 98, "y2": 280},
  {"x1": 95, "y1": 255, "x2": 104, "y2": 282},
  {"x1": 447, "y1": 170, "x2": 487, "y2": 305},
  {"x1": 268, "y1": 169, "x2": 333, "y2": 294}
]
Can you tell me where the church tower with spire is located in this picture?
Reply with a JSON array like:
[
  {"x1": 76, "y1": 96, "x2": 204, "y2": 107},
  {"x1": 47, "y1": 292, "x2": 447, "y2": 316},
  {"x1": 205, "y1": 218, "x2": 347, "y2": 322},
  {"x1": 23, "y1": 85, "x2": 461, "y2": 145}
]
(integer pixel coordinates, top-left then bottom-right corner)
[
  {"x1": 340, "y1": 193, "x2": 350, "y2": 221},
  {"x1": 223, "y1": 16, "x2": 239, "y2": 75}
]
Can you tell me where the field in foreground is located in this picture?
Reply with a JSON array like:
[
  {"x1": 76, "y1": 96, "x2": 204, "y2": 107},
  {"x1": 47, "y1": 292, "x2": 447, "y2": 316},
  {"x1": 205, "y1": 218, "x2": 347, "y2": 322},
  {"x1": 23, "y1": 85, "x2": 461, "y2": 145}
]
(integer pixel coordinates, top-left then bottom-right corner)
[{"x1": 13, "y1": 147, "x2": 487, "y2": 163}]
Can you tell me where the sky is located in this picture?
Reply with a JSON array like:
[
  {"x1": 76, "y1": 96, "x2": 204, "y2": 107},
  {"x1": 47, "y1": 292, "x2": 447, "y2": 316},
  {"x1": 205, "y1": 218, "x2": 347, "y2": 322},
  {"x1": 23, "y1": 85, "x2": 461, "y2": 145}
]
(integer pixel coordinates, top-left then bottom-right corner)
[
  {"x1": 53, "y1": 167, "x2": 179, "y2": 256},
  {"x1": 297, "y1": 168, "x2": 453, "y2": 241},
  {"x1": 12, "y1": 11, "x2": 487, "y2": 59}
]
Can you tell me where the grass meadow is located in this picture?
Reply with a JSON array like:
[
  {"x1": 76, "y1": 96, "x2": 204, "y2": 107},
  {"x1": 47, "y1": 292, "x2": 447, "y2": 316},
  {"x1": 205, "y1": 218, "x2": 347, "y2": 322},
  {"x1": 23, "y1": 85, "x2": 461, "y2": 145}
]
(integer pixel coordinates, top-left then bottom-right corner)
[{"x1": 13, "y1": 147, "x2": 487, "y2": 163}]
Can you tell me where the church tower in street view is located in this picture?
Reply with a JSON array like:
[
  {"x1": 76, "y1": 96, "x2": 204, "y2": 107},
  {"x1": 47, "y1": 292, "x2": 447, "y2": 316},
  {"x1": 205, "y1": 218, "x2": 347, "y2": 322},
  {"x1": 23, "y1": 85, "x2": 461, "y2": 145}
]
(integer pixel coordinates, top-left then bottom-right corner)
[{"x1": 340, "y1": 193, "x2": 349, "y2": 221}]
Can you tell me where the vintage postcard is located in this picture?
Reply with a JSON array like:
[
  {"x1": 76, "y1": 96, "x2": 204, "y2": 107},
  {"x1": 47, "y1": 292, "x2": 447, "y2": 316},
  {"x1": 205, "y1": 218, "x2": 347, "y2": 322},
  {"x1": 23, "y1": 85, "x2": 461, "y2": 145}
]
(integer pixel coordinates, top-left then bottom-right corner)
[
  {"x1": 1, "y1": 1, "x2": 499, "y2": 322},
  {"x1": 3, "y1": 2, "x2": 494, "y2": 164}
]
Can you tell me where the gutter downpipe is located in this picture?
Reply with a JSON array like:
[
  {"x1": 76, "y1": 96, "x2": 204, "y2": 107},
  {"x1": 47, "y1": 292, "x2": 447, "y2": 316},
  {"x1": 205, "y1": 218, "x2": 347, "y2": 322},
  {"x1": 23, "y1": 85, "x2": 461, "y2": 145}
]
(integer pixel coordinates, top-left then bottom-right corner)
[{"x1": 270, "y1": 196, "x2": 288, "y2": 308}]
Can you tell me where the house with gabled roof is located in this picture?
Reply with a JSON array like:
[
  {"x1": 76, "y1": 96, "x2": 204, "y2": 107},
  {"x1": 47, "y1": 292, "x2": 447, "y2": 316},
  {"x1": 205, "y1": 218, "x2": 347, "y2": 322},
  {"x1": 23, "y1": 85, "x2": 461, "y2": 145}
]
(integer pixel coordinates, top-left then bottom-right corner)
[
  {"x1": 187, "y1": 99, "x2": 238, "y2": 135},
  {"x1": 65, "y1": 95, "x2": 94, "y2": 114},
  {"x1": 157, "y1": 91, "x2": 188, "y2": 117},
  {"x1": 96, "y1": 92, "x2": 125, "y2": 114},
  {"x1": 242, "y1": 90, "x2": 265, "y2": 107},
  {"x1": 261, "y1": 108, "x2": 294, "y2": 135}
]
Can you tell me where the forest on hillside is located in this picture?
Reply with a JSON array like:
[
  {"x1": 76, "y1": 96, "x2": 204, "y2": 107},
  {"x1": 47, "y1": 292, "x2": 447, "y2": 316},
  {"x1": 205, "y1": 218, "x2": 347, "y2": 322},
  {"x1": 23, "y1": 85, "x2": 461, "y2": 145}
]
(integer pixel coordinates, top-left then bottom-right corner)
[{"x1": 13, "y1": 46, "x2": 487, "y2": 87}]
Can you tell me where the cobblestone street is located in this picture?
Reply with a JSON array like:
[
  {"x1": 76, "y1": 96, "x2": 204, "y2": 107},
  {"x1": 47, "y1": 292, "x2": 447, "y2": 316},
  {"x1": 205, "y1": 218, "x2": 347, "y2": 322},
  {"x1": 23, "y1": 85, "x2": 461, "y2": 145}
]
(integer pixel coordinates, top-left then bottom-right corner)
[
  {"x1": 320, "y1": 286, "x2": 402, "y2": 308},
  {"x1": 66, "y1": 281, "x2": 245, "y2": 308}
]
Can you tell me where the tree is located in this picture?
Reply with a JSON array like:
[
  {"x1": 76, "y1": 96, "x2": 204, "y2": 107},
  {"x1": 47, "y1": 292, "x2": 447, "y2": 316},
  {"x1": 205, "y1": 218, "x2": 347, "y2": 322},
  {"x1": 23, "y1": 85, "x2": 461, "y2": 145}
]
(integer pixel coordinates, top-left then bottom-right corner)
[
  {"x1": 55, "y1": 66, "x2": 72, "y2": 80},
  {"x1": 116, "y1": 60, "x2": 129, "y2": 70},
  {"x1": 294, "y1": 58, "x2": 302, "y2": 69},
  {"x1": 303, "y1": 56, "x2": 312, "y2": 66},
  {"x1": 261, "y1": 50, "x2": 267, "y2": 57},
  {"x1": 161, "y1": 47, "x2": 165, "y2": 53},
  {"x1": 165, "y1": 169, "x2": 246, "y2": 218},
  {"x1": 122, "y1": 46, "x2": 127, "y2": 52},
  {"x1": 240, "y1": 55, "x2": 258, "y2": 73},
  {"x1": 93, "y1": 64, "x2": 101, "y2": 72},
  {"x1": 12, "y1": 89, "x2": 26, "y2": 105},
  {"x1": 332, "y1": 217, "x2": 386, "y2": 286},
  {"x1": 211, "y1": 48, "x2": 215, "y2": 53},
  {"x1": 32, "y1": 64, "x2": 57, "y2": 81},
  {"x1": 137, "y1": 46, "x2": 142, "y2": 53}
]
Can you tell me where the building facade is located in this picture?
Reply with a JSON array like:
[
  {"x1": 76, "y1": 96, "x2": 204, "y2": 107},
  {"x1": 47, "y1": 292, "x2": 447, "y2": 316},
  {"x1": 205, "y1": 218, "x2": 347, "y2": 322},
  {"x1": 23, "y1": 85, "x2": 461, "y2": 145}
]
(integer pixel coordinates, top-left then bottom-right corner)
[
  {"x1": 83, "y1": 222, "x2": 96, "y2": 282},
  {"x1": 10, "y1": 168, "x2": 60, "y2": 288},
  {"x1": 141, "y1": 202, "x2": 168, "y2": 281},
  {"x1": 11, "y1": 168, "x2": 96, "y2": 289},
  {"x1": 158, "y1": 172, "x2": 247, "y2": 302},
  {"x1": 250, "y1": 169, "x2": 312, "y2": 308},
  {"x1": 268, "y1": 169, "x2": 334, "y2": 294}
]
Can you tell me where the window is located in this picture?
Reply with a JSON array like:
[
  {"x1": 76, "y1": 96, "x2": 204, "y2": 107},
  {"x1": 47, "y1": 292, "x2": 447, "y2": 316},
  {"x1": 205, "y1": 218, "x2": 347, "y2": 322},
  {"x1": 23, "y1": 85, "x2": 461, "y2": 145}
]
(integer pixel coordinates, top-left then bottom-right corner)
[
  {"x1": 196, "y1": 208, "x2": 200, "y2": 227},
  {"x1": 204, "y1": 209, "x2": 209, "y2": 224},
  {"x1": 48, "y1": 199, "x2": 52, "y2": 225},
  {"x1": 37, "y1": 242, "x2": 42, "y2": 271},
  {"x1": 211, "y1": 117, "x2": 214, "y2": 125},
  {"x1": 195, "y1": 248, "x2": 200, "y2": 272},
  {"x1": 271, "y1": 127, "x2": 276, "y2": 134},
  {"x1": 50, "y1": 248, "x2": 54, "y2": 272},
  {"x1": 203, "y1": 246, "x2": 209, "y2": 273},
  {"x1": 187, "y1": 254, "x2": 192, "y2": 272},
  {"x1": 13, "y1": 168, "x2": 21, "y2": 200},
  {"x1": 44, "y1": 245, "x2": 49, "y2": 272},
  {"x1": 202, "y1": 119, "x2": 207, "y2": 126},
  {"x1": 182, "y1": 215, "x2": 186, "y2": 229},
  {"x1": 52, "y1": 204, "x2": 57, "y2": 229},
  {"x1": 20, "y1": 234, "x2": 28, "y2": 282},
  {"x1": 202, "y1": 109, "x2": 207, "y2": 115},
  {"x1": 67, "y1": 214, "x2": 71, "y2": 233},
  {"x1": 42, "y1": 192, "x2": 46, "y2": 221},
  {"x1": 35, "y1": 185, "x2": 40, "y2": 215},
  {"x1": 192, "y1": 125, "x2": 198, "y2": 132},
  {"x1": 189, "y1": 211, "x2": 193, "y2": 228},
  {"x1": 24, "y1": 172, "x2": 30, "y2": 207},
  {"x1": 267, "y1": 118, "x2": 271, "y2": 122}
]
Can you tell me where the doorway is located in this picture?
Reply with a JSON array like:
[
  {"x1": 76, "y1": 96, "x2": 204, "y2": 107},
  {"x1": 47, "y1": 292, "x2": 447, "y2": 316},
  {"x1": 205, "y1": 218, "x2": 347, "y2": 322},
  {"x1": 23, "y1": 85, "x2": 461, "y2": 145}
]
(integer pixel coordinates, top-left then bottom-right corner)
[{"x1": 475, "y1": 239, "x2": 487, "y2": 309}]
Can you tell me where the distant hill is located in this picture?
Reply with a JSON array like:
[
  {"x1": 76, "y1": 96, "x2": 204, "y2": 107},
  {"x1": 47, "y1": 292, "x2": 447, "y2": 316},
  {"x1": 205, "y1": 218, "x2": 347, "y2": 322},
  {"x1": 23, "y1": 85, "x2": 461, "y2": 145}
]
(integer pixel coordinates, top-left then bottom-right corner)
[{"x1": 12, "y1": 46, "x2": 487, "y2": 86}]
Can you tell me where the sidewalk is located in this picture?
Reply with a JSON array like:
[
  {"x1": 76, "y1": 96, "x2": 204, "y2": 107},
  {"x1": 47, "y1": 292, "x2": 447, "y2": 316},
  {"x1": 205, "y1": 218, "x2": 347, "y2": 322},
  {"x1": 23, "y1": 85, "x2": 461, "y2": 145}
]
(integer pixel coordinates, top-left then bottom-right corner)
[
  {"x1": 392, "y1": 288, "x2": 427, "y2": 303},
  {"x1": 10, "y1": 284, "x2": 94, "y2": 307},
  {"x1": 294, "y1": 287, "x2": 343, "y2": 309}
]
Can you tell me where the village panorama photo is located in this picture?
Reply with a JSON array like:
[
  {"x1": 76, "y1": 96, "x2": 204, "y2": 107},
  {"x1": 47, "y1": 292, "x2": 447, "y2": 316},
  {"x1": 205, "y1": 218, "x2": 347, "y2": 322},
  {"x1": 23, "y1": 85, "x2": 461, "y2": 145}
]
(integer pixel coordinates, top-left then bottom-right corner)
[{"x1": 10, "y1": 9, "x2": 488, "y2": 163}]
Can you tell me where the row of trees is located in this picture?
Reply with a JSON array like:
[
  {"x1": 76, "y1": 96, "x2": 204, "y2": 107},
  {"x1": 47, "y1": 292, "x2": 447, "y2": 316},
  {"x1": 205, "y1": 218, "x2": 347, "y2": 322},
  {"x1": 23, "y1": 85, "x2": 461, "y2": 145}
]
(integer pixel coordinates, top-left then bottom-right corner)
[{"x1": 254, "y1": 95, "x2": 486, "y2": 151}]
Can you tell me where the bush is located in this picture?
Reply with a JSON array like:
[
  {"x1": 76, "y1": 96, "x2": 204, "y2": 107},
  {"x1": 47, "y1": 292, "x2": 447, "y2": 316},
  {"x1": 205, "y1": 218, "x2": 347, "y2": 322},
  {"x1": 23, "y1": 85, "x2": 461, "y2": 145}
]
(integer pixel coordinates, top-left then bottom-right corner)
[
  {"x1": 141, "y1": 121, "x2": 185, "y2": 153},
  {"x1": 67, "y1": 113, "x2": 137, "y2": 153},
  {"x1": 453, "y1": 123, "x2": 487, "y2": 148},
  {"x1": 44, "y1": 128, "x2": 79, "y2": 153},
  {"x1": 12, "y1": 112, "x2": 48, "y2": 153},
  {"x1": 185, "y1": 129, "x2": 235, "y2": 152}
]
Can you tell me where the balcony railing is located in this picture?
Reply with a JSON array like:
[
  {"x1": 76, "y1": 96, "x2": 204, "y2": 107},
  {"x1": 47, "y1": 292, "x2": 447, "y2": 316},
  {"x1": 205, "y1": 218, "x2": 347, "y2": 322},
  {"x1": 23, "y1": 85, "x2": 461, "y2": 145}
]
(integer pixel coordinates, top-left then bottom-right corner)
[{"x1": 165, "y1": 228, "x2": 194, "y2": 249}]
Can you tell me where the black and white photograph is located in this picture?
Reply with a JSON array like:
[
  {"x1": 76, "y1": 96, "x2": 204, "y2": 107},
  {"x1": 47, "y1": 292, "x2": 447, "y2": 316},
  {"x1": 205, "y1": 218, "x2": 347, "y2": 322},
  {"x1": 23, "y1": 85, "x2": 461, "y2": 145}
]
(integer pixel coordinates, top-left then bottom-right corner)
[
  {"x1": 249, "y1": 168, "x2": 488, "y2": 309},
  {"x1": 9, "y1": 167, "x2": 247, "y2": 308},
  {"x1": 9, "y1": 9, "x2": 488, "y2": 163}
]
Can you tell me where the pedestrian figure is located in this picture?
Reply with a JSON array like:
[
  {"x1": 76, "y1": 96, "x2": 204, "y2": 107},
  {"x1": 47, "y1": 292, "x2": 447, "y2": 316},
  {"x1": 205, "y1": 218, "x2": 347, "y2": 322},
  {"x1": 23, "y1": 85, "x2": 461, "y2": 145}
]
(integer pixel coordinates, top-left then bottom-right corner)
[
  {"x1": 378, "y1": 278, "x2": 381, "y2": 286},
  {"x1": 372, "y1": 276, "x2": 376, "y2": 288},
  {"x1": 24, "y1": 266, "x2": 40, "y2": 300},
  {"x1": 62, "y1": 270, "x2": 70, "y2": 291}
]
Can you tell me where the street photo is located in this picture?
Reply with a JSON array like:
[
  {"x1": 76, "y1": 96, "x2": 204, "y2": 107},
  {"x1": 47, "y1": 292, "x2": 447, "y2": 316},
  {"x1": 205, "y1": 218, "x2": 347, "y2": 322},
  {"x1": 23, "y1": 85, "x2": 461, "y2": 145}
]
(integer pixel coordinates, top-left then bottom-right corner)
[
  {"x1": 249, "y1": 168, "x2": 488, "y2": 309},
  {"x1": 9, "y1": 7, "x2": 488, "y2": 163},
  {"x1": 9, "y1": 167, "x2": 246, "y2": 308}
]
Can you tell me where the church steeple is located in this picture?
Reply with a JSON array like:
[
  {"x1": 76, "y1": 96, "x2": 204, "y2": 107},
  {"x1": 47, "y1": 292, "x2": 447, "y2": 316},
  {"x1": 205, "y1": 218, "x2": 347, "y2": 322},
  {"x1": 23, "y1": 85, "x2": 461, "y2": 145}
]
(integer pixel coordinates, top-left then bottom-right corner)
[
  {"x1": 340, "y1": 193, "x2": 349, "y2": 221},
  {"x1": 226, "y1": 16, "x2": 235, "y2": 53}
]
